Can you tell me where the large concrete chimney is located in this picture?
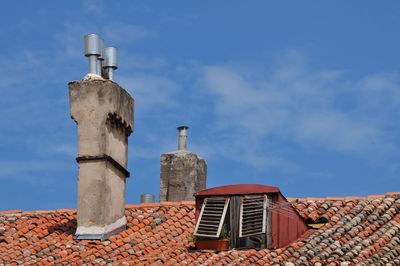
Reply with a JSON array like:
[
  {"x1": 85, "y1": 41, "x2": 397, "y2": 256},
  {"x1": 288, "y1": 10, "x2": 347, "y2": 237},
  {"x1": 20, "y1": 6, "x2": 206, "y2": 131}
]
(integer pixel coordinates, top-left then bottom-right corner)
[
  {"x1": 159, "y1": 126, "x2": 207, "y2": 202},
  {"x1": 69, "y1": 74, "x2": 134, "y2": 240}
]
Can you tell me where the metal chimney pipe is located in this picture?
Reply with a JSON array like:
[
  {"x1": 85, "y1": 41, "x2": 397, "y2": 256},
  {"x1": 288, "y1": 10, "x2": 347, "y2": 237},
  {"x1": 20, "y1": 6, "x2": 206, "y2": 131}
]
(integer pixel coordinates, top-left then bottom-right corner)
[
  {"x1": 140, "y1": 194, "x2": 155, "y2": 203},
  {"x1": 177, "y1": 126, "x2": 189, "y2": 151},
  {"x1": 103, "y1": 47, "x2": 118, "y2": 81},
  {"x1": 84, "y1": 34, "x2": 102, "y2": 75},
  {"x1": 97, "y1": 38, "x2": 104, "y2": 76}
]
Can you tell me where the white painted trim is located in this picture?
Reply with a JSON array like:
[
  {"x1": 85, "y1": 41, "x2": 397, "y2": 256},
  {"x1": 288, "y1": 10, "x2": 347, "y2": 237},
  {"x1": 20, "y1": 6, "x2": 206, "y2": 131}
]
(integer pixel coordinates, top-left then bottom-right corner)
[
  {"x1": 194, "y1": 198, "x2": 208, "y2": 236},
  {"x1": 262, "y1": 195, "x2": 267, "y2": 234},
  {"x1": 239, "y1": 196, "x2": 244, "y2": 237},
  {"x1": 216, "y1": 197, "x2": 230, "y2": 237},
  {"x1": 194, "y1": 197, "x2": 230, "y2": 238},
  {"x1": 76, "y1": 216, "x2": 126, "y2": 235}
]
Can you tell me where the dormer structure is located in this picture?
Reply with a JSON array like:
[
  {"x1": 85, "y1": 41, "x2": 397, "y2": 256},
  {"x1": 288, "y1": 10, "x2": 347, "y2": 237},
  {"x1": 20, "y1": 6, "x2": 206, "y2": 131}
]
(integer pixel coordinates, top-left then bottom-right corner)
[{"x1": 193, "y1": 184, "x2": 308, "y2": 249}]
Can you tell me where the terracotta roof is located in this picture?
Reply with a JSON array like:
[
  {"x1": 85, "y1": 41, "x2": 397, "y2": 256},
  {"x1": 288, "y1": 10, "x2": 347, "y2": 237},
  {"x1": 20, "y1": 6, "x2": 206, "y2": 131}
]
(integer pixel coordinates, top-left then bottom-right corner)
[{"x1": 0, "y1": 193, "x2": 399, "y2": 265}]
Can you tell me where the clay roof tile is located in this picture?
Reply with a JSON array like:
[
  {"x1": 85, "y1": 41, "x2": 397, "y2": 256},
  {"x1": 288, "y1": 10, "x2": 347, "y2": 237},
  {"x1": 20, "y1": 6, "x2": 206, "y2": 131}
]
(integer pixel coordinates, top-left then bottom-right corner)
[{"x1": 1, "y1": 193, "x2": 399, "y2": 264}]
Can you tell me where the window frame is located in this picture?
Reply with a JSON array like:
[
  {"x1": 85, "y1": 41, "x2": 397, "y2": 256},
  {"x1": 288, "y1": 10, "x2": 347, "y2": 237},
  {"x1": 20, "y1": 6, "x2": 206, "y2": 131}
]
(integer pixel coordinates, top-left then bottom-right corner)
[
  {"x1": 194, "y1": 197, "x2": 230, "y2": 238},
  {"x1": 239, "y1": 194, "x2": 267, "y2": 238}
]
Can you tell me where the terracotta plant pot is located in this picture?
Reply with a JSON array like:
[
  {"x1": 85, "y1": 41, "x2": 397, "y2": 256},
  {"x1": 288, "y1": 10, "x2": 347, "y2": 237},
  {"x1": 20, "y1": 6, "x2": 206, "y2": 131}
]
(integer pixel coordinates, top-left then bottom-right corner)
[{"x1": 195, "y1": 239, "x2": 229, "y2": 251}]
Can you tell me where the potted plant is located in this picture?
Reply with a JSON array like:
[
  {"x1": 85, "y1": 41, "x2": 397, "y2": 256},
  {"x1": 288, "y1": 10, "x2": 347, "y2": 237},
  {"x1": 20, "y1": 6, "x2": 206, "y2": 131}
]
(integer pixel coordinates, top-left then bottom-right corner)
[{"x1": 193, "y1": 225, "x2": 230, "y2": 251}]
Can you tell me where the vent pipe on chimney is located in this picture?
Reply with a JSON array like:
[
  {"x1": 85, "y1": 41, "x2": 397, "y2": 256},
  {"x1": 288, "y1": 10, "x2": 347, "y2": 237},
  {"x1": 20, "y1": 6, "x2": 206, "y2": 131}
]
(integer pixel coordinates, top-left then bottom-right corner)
[
  {"x1": 159, "y1": 126, "x2": 207, "y2": 202},
  {"x1": 177, "y1": 126, "x2": 189, "y2": 151},
  {"x1": 84, "y1": 34, "x2": 102, "y2": 75},
  {"x1": 97, "y1": 38, "x2": 104, "y2": 76},
  {"x1": 140, "y1": 194, "x2": 155, "y2": 203},
  {"x1": 103, "y1": 47, "x2": 118, "y2": 81},
  {"x1": 83, "y1": 34, "x2": 119, "y2": 81}
]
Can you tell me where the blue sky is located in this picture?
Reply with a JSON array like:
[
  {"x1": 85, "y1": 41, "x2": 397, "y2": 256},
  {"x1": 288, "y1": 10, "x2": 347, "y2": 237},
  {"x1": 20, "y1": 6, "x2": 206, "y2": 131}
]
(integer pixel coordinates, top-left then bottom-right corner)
[{"x1": 1, "y1": 1, "x2": 399, "y2": 211}]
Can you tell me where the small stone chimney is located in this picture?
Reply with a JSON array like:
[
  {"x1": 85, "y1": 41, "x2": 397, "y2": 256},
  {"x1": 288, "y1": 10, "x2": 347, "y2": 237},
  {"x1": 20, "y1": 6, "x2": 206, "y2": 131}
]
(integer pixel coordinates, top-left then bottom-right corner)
[{"x1": 159, "y1": 126, "x2": 207, "y2": 202}]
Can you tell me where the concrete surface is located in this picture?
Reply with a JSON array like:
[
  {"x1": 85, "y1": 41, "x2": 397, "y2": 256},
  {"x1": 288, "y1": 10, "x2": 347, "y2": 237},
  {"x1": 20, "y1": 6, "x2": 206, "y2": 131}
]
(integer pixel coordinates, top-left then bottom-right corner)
[
  {"x1": 159, "y1": 150, "x2": 207, "y2": 202},
  {"x1": 69, "y1": 76, "x2": 134, "y2": 240}
]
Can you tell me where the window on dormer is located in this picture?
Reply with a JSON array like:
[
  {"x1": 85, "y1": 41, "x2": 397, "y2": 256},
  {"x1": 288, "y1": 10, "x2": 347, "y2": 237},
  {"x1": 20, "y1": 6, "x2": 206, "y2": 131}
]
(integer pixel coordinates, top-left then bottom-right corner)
[
  {"x1": 194, "y1": 197, "x2": 230, "y2": 238},
  {"x1": 239, "y1": 195, "x2": 267, "y2": 237}
]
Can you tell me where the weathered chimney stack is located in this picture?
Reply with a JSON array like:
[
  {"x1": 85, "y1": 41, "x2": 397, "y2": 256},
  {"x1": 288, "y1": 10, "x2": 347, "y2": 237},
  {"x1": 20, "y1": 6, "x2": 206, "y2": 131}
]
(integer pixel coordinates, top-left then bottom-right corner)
[
  {"x1": 69, "y1": 34, "x2": 134, "y2": 240},
  {"x1": 159, "y1": 127, "x2": 207, "y2": 202}
]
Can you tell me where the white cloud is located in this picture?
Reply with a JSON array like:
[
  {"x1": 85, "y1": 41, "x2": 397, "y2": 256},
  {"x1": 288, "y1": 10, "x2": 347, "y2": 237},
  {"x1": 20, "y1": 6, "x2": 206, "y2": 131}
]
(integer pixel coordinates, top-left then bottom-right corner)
[
  {"x1": 294, "y1": 111, "x2": 383, "y2": 153},
  {"x1": 0, "y1": 160, "x2": 71, "y2": 183},
  {"x1": 0, "y1": 20, "x2": 165, "y2": 184},
  {"x1": 356, "y1": 72, "x2": 400, "y2": 113},
  {"x1": 120, "y1": 53, "x2": 167, "y2": 70},
  {"x1": 103, "y1": 22, "x2": 155, "y2": 44},
  {"x1": 55, "y1": 21, "x2": 162, "y2": 74},
  {"x1": 200, "y1": 51, "x2": 400, "y2": 169},
  {"x1": 0, "y1": 49, "x2": 56, "y2": 94},
  {"x1": 83, "y1": 0, "x2": 104, "y2": 16},
  {"x1": 55, "y1": 23, "x2": 99, "y2": 61},
  {"x1": 45, "y1": 143, "x2": 76, "y2": 157},
  {"x1": 119, "y1": 74, "x2": 181, "y2": 112}
]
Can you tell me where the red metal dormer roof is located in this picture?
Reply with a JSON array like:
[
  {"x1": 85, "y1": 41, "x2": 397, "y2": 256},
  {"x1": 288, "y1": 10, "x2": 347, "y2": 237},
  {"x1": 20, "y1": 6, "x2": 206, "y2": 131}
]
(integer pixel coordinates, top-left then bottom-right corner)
[{"x1": 194, "y1": 184, "x2": 280, "y2": 196}]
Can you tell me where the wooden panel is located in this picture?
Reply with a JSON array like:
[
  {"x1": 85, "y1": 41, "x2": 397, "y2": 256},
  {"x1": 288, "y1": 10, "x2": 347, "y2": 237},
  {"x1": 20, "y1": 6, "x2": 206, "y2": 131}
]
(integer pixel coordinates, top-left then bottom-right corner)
[
  {"x1": 265, "y1": 196, "x2": 272, "y2": 249},
  {"x1": 229, "y1": 196, "x2": 240, "y2": 248},
  {"x1": 239, "y1": 195, "x2": 266, "y2": 237},
  {"x1": 271, "y1": 193, "x2": 309, "y2": 248},
  {"x1": 194, "y1": 197, "x2": 230, "y2": 238}
]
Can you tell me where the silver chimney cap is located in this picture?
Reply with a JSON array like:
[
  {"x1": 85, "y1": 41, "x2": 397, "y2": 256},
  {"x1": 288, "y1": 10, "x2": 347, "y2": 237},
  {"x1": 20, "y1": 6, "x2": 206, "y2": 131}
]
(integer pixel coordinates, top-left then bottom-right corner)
[
  {"x1": 177, "y1": 126, "x2": 189, "y2": 135},
  {"x1": 103, "y1": 47, "x2": 118, "y2": 69},
  {"x1": 83, "y1": 34, "x2": 119, "y2": 79},
  {"x1": 84, "y1": 34, "x2": 102, "y2": 75},
  {"x1": 177, "y1": 126, "x2": 189, "y2": 151},
  {"x1": 103, "y1": 47, "x2": 118, "y2": 81},
  {"x1": 98, "y1": 38, "x2": 104, "y2": 60},
  {"x1": 84, "y1": 34, "x2": 102, "y2": 56}
]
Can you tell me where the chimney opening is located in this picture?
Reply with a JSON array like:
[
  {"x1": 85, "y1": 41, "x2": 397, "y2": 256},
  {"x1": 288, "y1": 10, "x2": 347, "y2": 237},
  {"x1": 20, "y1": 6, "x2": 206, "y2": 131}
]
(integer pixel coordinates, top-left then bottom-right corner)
[
  {"x1": 103, "y1": 46, "x2": 118, "y2": 81},
  {"x1": 84, "y1": 34, "x2": 102, "y2": 75},
  {"x1": 140, "y1": 194, "x2": 155, "y2": 203},
  {"x1": 177, "y1": 125, "x2": 189, "y2": 151},
  {"x1": 97, "y1": 38, "x2": 104, "y2": 75},
  {"x1": 83, "y1": 34, "x2": 119, "y2": 81}
]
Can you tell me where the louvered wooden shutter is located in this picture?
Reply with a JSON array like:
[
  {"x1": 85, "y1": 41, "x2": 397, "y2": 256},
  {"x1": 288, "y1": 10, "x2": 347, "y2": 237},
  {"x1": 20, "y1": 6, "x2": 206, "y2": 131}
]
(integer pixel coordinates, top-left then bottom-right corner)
[
  {"x1": 194, "y1": 197, "x2": 230, "y2": 238},
  {"x1": 239, "y1": 195, "x2": 267, "y2": 237}
]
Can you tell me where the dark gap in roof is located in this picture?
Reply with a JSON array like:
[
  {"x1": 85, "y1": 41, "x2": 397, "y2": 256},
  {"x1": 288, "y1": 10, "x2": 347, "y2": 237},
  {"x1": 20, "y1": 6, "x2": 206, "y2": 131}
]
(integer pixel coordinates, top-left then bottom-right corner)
[
  {"x1": 315, "y1": 216, "x2": 329, "y2": 224},
  {"x1": 47, "y1": 218, "x2": 77, "y2": 237}
]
